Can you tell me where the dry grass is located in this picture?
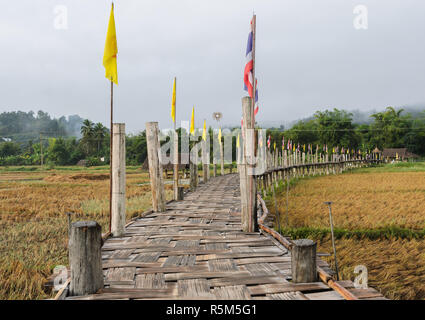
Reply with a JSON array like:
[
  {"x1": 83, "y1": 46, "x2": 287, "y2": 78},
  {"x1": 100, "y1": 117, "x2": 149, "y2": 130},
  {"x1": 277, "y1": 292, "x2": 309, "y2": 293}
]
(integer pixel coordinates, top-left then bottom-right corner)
[
  {"x1": 278, "y1": 171, "x2": 425, "y2": 230},
  {"x1": 317, "y1": 237, "x2": 425, "y2": 300},
  {"x1": 0, "y1": 166, "x2": 173, "y2": 300},
  {"x1": 271, "y1": 164, "x2": 425, "y2": 300}
]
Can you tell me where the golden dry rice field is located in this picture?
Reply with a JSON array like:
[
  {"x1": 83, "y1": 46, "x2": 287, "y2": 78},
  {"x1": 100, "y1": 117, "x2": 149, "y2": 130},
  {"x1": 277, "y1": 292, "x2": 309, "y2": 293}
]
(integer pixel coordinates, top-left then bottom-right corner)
[
  {"x1": 0, "y1": 166, "x2": 174, "y2": 300},
  {"x1": 270, "y1": 162, "x2": 425, "y2": 300},
  {"x1": 2, "y1": 163, "x2": 424, "y2": 300}
]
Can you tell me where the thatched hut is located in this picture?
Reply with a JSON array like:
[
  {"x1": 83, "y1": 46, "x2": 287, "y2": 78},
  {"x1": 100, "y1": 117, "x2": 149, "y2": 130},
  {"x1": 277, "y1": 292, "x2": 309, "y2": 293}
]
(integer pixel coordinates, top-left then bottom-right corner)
[{"x1": 382, "y1": 148, "x2": 419, "y2": 161}]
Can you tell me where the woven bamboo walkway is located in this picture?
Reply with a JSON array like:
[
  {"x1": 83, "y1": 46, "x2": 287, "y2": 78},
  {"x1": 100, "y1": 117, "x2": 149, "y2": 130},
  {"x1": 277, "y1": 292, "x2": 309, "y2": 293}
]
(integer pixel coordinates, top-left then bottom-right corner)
[{"x1": 67, "y1": 174, "x2": 386, "y2": 300}]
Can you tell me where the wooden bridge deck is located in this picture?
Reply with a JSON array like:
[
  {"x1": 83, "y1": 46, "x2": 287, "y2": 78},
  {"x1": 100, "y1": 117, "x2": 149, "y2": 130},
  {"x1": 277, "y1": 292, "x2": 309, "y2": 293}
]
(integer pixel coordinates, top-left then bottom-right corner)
[{"x1": 66, "y1": 174, "x2": 385, "y2": 300}]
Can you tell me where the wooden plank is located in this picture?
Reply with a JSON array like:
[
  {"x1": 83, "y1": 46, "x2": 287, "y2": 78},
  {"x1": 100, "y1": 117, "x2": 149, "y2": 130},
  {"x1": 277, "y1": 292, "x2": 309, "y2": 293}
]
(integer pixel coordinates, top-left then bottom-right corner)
[
  {"x1": 102, "y1": 261, "x2": 161, "y2": 269},
  {"x1": 165, "y1": 271, "x2": 251, "y2": 281},
  {"x1": 348, "y1": 288, "x2": 385, "y2": 299},
  {"x1": 213, "y1": 285, "x2": 251, "y2": 300},
  {"x1": 208, "y1": 259, "x2": 238, "y2": 272},
  {"x1": 248, "y1": 282, "x2": 329, "y2": 295},
  {"x1": 135, "y1": 273, "x2": 166, "y2": 289},
  {"x1": 244, "y1": 263, "x2": 277, "y2": 276},
  {"x1": 304, "y1": 290, "x2": 344, "y2": 300},
  {"x1": 66, "y1": 288, "x2": 175, "y2": 300},
  {"x1": 133, "y1": 252, "x2": 161, "y2": 263},
  {"x1": 108, "y1": 249, "x2": 134, "y2": 259},
  {"x1": 197, "y1": 251, "x2": 284, "y2": 261},
  {"x1": 235, "y1": 256, "x2": 291, "y2": 265},
  {"x1": 105, "y1": 267, "x2": 136, "y2": 282},
  {"x1": 209, "y1": 275, "x2": 286, "y2": 287},
  {"x1": 135, "y1": 265, "x2": 207, "y2": 274},
  {"x1": 102, "y1": 243, "x2": 174, "y2": 251},
  {"x1": 268, "y1": 292, "x2": 309, "y2": 300},
  {"x1": 178, "y1": 279, "x2": 213, "y2": 299}
]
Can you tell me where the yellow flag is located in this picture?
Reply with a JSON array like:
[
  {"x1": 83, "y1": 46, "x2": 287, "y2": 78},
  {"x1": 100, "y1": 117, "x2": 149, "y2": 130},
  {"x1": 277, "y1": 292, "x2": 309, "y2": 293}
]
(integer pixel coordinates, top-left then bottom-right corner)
[
  {"x1": 303, "y1": 144, "x2": 305, "y2": 152},
  {"x1": 190, "y1": 106, "x2": 195, "y2": 135},
  {"x1": 293, "y1": 144, "x2": 295, "y2": 152},
  {"x1": 218, "y1": 127, "x2": 222, "y2": 145},
  {"x1": 202, "y1": 120, "x2": 207, "y2": 141},
  {"x1": 103, "y1": 3, "x2": 118, "y2": 84},
  {"x1": 236, "y1": 133, "x2": 240, "y2": 148},
  {"x1": 171, "y1": 77, "x2": 176, "y2": 123},
  {"x1": 273, "y1": 141, "x2": 276, "y2": 150}
]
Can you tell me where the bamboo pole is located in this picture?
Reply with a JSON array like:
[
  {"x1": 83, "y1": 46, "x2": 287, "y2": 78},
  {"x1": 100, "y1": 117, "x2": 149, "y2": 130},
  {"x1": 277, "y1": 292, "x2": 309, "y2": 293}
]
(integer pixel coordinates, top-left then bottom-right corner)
[
  {"x1": 109, "y1": 80, "x2": 113, "y2": 233},
  {"x1": 146, "y1": 122, "x2": 166, "y2": 212},
  {"x1": 111, "y1": 123, "x2": 126, "y2": 237}
]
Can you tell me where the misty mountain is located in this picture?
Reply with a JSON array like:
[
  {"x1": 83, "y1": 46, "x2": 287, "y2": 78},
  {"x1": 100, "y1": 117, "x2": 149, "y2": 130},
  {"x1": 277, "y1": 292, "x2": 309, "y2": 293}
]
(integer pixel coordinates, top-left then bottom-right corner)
[{"x1": 0, "y1": 110, "x2": 84, "y2": 144}]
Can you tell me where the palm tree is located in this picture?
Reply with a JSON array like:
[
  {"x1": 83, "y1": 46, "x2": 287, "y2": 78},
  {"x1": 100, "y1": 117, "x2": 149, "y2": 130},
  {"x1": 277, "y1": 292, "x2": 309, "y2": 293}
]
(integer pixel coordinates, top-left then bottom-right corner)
[
  {"x1": 80, "y1": 119, "x2": 94, "y2": 155},
  {"x1": 93, "y1": 123, "x2": 107, "y2": 154}
]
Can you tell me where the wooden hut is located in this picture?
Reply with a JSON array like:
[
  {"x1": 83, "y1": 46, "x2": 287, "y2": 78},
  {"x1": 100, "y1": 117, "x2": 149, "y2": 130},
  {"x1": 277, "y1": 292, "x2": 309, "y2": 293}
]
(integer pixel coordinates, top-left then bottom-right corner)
[{"x1": 382, "y1": 148, "x2": 419, "y2": 162}]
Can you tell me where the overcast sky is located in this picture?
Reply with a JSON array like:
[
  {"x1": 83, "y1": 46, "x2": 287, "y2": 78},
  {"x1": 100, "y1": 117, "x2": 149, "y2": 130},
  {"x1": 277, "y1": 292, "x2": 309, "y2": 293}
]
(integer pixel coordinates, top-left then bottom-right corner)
[{"x1": 1, "y1": 0, "x2": 425, "y2": 133}]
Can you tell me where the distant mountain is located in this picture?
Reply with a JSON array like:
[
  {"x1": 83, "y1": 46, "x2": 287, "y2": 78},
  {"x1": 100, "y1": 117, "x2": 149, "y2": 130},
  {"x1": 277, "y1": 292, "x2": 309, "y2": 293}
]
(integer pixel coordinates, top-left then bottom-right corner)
[{"x1": 0, "y1": 110, "x2": 84, "y2": 144}]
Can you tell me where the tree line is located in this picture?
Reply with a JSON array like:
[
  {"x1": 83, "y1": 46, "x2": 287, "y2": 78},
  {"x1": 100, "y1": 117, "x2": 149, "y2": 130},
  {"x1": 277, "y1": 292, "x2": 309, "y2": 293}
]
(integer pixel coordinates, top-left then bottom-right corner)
[
  {"x1": 266, "y1": 107, "x2": 425, "y2": 156},
  {"x1": 0, "y1": 106, "x2": 424, "y2": 166}
]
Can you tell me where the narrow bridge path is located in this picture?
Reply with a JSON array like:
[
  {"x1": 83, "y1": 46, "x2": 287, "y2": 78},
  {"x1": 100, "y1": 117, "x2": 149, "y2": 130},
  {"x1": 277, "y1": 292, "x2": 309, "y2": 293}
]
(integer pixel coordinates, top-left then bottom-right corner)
[{"x1": 67, "y1": 174, "x2": 385, "y2": 300}]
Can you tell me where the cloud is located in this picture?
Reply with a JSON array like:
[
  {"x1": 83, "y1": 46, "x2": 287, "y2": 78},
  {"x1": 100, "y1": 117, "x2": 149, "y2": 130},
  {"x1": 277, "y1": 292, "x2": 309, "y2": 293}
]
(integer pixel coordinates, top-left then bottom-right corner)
[{"x1": 0, "y1": 0, "x2": 424, "y2": 133}]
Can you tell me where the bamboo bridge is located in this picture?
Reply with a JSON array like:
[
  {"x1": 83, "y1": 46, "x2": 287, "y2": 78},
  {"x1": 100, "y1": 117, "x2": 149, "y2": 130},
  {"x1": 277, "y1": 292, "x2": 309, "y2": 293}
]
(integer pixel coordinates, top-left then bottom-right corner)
[{"x1": 56, "y1": 157, "x2": 386, "y2": 301}]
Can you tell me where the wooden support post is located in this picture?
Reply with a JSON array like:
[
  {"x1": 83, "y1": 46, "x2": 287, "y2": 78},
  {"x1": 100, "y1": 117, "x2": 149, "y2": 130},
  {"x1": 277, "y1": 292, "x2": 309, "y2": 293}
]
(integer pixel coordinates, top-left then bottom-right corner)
[
  {"x1": 189, "y1": 161, "x2": 197, "y2": 191},
  {"x1": 146, "y1": 122, "x2": 166, "y2": 212},
  {"x1": 177, "y1": 186, "x2": 184, "y2": 200},
  {"x1": 111, "y1": 123, "x2": 126, "y2": 237},
  {"x1": 213, "y1": 163, "x2": 217, "y2": 177},
  {"x1": 202, "y1": 140, "x2": 208, "y2": 183},
  {"x1": 220, "y1": 140, "x2": 225, "y2": 176},
  {"x1": 69, "y1": 221, "x2": 103, "y2": 296},
  {"x1": 173, "y1": 129, "x2": 179, "y2": 201},
  {"x1": 291, "y1": 239, "x2": 317, "y2": 283},
  {"x1": 240, "y1": 96, "x2": 258, "y2": 232}
]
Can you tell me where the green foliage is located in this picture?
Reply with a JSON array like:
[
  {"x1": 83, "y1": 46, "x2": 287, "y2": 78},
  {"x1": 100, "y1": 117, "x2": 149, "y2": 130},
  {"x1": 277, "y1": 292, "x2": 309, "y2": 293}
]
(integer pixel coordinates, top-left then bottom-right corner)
[
  {"x1": 314, "y1": 109, "x2": 359, "y2": 148},
  {"x1": 86, "y1": 156, "x2": 102, "y2": 167},
  {"x1": 369, "y1": 107, "x2": 411, "y2": 149},
  {"x1": 47, "y1": 138, "x2": 70, "y2": 165},
  {"x1": 0, "y1": 142, "x2": 21, "y2": 157},
  {"x1": 277, "y1": 226, "x2": 425, "y2": 241},
  {"x1": 126, "y1": 132, "x2": 147, "y2": 166}
]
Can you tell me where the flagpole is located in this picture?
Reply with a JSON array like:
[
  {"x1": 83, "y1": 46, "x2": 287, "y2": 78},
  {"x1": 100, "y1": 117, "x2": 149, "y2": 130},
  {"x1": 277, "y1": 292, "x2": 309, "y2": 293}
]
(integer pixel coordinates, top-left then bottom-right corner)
[
  {"x1": 173, "y1": 78, "x2": 179, "y2": 201},
  {"x1": 109, "y1": 79, "x2": 113, "y2": 233},
  {"x1": 248, "y1": 14, "x2": 257, "y2": 231}
]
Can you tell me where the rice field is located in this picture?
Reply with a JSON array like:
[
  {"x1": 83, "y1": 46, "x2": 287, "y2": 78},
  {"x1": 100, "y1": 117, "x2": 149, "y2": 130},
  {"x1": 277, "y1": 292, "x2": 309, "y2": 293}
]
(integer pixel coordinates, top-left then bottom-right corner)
[
  {"x1": 269, "y1": 162, "x2": 425, "y2": 300},
  {"x1": 0, "y1": 165, "x2": 174, "y2": 300}
]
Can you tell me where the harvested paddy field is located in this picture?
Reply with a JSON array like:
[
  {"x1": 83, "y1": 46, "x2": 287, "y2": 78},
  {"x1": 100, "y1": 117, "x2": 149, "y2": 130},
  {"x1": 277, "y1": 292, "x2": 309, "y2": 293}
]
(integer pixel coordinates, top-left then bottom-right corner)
[
  {"x1": 0, "y1": 166, "x2": 173, "y2": 299},
  {"x1": 269, "y1": 162, "x2": 425, "y2": 300}
]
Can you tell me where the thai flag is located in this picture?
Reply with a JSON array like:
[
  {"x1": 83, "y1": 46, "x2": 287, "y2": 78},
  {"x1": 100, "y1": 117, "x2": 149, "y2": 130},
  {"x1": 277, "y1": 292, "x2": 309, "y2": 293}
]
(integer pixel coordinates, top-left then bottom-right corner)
[
  {"x1": 254, "y1": 79, "x2": 259, "y2": 116},
  {"x1": 244, "y1": 18, "x2": 254, "y2": 99},
  {"x1": 267, "y1": 135, "x2": 271, "y2": 149}
]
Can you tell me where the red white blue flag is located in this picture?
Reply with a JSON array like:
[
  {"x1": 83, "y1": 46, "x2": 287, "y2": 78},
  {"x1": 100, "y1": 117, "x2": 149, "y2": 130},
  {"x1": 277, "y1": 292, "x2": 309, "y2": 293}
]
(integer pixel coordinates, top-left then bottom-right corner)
[
  {"x1": 244, "y1": 18, "x2": 254, "y2": 99},
  {"x1": 254, "y1": 79, "x2": 259, "y2": 116}
]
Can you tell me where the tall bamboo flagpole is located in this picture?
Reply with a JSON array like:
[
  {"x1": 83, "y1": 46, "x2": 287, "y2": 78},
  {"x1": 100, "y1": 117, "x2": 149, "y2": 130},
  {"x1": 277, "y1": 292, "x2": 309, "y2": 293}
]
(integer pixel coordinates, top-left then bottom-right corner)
[
  {"x1": 103, "y1": 2, "x2": 118, "y2": 233},
  {"x1": 171, "y1": 77, "x2": 179, "y2": 200},
  {"x1": 109, "y1": 80, "x2": 113, "y2": 233}
]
